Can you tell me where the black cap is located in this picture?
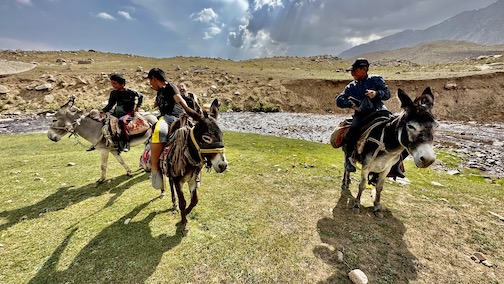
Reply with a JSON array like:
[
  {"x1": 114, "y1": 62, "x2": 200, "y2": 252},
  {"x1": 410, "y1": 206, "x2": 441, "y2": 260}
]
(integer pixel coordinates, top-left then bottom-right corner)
[{"x1": 346, "y1": 58, "x2": 369, "y2": 71}]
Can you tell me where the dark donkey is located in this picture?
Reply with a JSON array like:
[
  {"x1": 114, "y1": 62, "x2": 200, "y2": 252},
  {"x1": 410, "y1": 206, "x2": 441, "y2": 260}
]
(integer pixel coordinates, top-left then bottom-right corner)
[
  {"x1": 342, "y1": 87, "x2": 437, "y2": 218},
  {"x1": 160, "y1": 99, "x2": 227, "y2": 231}
]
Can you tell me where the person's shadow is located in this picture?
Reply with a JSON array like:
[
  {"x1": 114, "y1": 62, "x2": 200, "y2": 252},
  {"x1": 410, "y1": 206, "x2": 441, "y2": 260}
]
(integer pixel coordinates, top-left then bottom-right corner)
[
  {"x1": 315, "y1": 187, "x2": 419, "y2": 283},
  {"x1": 0, "y1": 171, "x2": 148, "y2": 231},
  {"x1": 27, "y1": 200, "x2": 183, "y2": 284}
]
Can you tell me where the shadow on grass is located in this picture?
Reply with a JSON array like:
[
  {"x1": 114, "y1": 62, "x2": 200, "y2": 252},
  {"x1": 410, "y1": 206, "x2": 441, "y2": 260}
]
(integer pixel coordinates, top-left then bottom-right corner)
[
  {"x1": 315, "y1": 187, "x2": 418, "y2": 283},
  {"x1": 0, "y1": 170, "x2": 149, "y2": 231},
  {"x1": 28, "y1": 200, "x2": 183, "y2": 284}
]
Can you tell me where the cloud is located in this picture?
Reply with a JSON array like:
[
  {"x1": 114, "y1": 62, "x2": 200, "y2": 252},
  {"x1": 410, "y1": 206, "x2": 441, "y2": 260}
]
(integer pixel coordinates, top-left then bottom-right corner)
[
  {"x1": 204, "y1": 26, "x2": 222, "y2": 39},
  {"x1": 191, "y1": 8, "x2": 219, "y2": 24},
  {"x1": 118, "y1": 11, "x2": 134, "y2": 20},
  {"x1": 97, "y1": 12, "x2": 115, "y2": 20},
  {"x1": 16, "y1": 0, "x2": 32, "y2": 6},
  {"x1": 252, "y1": 0, "x2": 284, "y2": 11}
]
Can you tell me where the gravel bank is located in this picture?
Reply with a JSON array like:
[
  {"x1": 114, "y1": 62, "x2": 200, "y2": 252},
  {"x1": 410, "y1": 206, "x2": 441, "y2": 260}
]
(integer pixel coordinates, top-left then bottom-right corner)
[{"x1": 1, "y1": 112, "x2": 503, "y2": 178}]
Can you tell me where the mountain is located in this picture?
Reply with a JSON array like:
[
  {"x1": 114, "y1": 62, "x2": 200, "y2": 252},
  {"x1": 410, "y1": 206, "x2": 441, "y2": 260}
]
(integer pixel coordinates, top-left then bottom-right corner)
[
  {"x1": 339, "y1": 0, "x2": 504, "y2": 58},
  {"x1": 358, "y1": 40, "x2": 504, "y2": 65}
]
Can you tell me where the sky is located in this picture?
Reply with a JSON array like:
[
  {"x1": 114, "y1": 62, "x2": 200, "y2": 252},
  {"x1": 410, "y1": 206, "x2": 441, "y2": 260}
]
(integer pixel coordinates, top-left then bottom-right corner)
[{"x1": 0, "y1": 0, "x2": 498, "y2": 60}]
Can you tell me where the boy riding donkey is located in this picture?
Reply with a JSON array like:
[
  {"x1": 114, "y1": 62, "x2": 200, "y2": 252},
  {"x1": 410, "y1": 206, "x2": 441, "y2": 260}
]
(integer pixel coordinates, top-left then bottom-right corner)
[
  {"x1": 88, "y1": 74, "x2": 143, "y2": 152},
  {"x1": 336, "y1": 58, "x2": 405, "y2": 179}
]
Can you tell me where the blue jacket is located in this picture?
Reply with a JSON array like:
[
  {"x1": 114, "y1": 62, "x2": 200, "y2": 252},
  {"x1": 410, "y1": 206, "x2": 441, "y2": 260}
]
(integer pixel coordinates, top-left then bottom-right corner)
[{"x1": 336, "y1": 75, "x2": 391, "y2": 111}]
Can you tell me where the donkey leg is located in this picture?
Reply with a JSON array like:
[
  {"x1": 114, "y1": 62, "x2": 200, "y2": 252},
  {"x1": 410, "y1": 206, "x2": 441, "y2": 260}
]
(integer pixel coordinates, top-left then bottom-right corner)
[
  {"x1": 185, "y1": 179, "x2": 199, "y2": 215},
  {"x1": 97, "y1": 150, "x2": 109, "y2": 183},
  {"x1": 174, "y1": 180, "x2": 188, "y2": 226},
  {"x1": 110, "y1": 151, "x2": 133, "y2": 177},
  {"x1": 373, "y1": 173, "x2": 388, "y2": 218},
  {"x1": 341, "y1": 169, "x2": 351, "y2": 190},
  {"x1": 169, "y1": 177, "x2": 177, "y2": 209},
  {"x1": 353, "y1": 170, "x2": 369, "y2": 214}
]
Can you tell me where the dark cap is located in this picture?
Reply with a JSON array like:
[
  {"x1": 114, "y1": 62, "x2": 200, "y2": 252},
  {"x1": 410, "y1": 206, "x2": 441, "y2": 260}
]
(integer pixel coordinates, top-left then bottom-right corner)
[{"x1": 346, "y1": 58, "x2": 369, "y2": 71}]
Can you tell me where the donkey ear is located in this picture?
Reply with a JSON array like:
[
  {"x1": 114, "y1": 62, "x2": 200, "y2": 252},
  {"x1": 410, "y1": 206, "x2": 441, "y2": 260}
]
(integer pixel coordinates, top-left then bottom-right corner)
[
  {"x1": 414, "y1": 87, "x2": 434, "y2": 111},
  {"x1": 61, "y1": 95, "x2": 75, "y2": 109},
  {"x1": 398, "y1": 88, "x2": 413, "y2": 110},
  {"x1": 209, "y1": 99, "x2": 220, "y2": 120}
]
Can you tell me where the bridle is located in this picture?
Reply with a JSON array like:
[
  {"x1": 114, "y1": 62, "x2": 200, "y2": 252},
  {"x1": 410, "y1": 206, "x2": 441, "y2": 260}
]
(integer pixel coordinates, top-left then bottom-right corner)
[{"x1": 189, "y1": 127, "x2": 225, "y2": 166}]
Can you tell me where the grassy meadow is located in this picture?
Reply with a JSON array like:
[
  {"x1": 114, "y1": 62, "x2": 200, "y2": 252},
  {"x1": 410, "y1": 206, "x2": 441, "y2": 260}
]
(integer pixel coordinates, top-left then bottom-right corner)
[{"x1": 0, "y1": 132, "x2": 502, "y2": 283}]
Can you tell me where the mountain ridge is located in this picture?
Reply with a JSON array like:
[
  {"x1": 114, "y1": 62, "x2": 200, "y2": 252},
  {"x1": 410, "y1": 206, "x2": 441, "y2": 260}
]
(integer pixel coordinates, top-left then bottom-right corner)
[{"x1": 339, "y1": 0, "x2": 504, "y2": 58}]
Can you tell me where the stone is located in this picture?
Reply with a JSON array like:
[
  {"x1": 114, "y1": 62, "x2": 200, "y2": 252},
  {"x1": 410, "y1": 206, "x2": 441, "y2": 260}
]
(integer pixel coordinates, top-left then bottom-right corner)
[
  {"x1": 348, "y1": 269, "x2": 368, "y2": 284},
  {"x1": 44, "y1": 95, "x2": 54, "y2": 103},
  {"x1": 0, "y1": 85, "x2": 9, "y2": 94},
  {"x1": 35, "y1": 83, "x2": 53, "y2": 91},
  {"x1": 444, "y1": 82, "x2": 457, "y2": 90},
  {"x1": 471, "y1": 252, "x2": 486, "y2": 262}
]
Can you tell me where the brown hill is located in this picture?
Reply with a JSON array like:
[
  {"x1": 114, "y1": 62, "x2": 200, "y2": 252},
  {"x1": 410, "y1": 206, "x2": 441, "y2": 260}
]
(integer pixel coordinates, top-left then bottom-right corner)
[{"x1": 0, "y1": 49, "x2": 503, "y2": 123}]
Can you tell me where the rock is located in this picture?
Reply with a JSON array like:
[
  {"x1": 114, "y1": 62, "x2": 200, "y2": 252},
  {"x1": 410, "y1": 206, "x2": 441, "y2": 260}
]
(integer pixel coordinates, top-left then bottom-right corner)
[
  {"x1": 471, "y1": 252, "x2": 486, "y2": 262},
  {"x1": 444, "y1": 82, "x2": 457, "y2": 90},
  {"x1": 35, "y1": 83, "x2": 53, "y2": 91},
  {"x1": 67, "y1": 162, "x2": 76, "y2": 166},
  {"x1": 348, "y1": 269, "x2": 368, "y2": 284},
  {"x1": 0, "y1": 85, "x2": 9, "y2": 94},
  {"x1": 446, "y1": 169, "x2": 460, "y2": 175},
  {"x1": 44, "y1": 95, "x2": 54, "y2": 103},
  {"x1": 482, "y1": 260, "x2": 493, "y2": 267},
  {"x1": 336, "y1": 250, "x2": 344, "y2": 262},
  {"x1": 430, "y1": 181, "x2": 443, "y2": 187},
  {"x1": 77, "y1": 59, "x2": 92, "y2": 64},
  {"x1": 124, "y1": 218, "x2": 132, "y2": 225}
]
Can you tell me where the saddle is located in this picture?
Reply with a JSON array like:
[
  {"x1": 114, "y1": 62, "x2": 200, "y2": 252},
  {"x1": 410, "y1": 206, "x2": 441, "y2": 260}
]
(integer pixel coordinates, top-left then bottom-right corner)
[
  {"x1": 330, "y1": 119, "x2": 351, "y2": 148},
  {"x1": 87, "y1": 110, "x2": 151, "y2": 148}
]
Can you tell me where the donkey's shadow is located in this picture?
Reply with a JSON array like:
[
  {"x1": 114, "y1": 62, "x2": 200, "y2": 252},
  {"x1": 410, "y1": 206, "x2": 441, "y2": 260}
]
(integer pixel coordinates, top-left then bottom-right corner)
[
  {"x1": 28, "y1": 200, "x2": 183, "y2": 284},
  {"x1": 0, "y1": 171, "x2": 148, "y2": 231},
  {"x1": 315, "y1": 187, "x2": 419, "y2": 283}
]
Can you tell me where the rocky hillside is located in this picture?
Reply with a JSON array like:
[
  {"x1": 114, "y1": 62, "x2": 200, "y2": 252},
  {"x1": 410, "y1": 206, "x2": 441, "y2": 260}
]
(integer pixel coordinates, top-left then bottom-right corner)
[
  {"x1": 340, "y1": 0, "x2": 504, "y2": 58},
  {"x1": 1, "y1": 50, "x2": 504, "y2": 123}
]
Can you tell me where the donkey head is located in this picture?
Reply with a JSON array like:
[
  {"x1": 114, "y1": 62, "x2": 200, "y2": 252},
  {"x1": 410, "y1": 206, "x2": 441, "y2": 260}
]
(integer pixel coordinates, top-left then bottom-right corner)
[
  {"x1": 398, "y1": 87, "x2": 438, "y2": 168},
  {"x1": 191, "y1": 99, "x2": 228, "y2": 173},
  {"x1": 47, "y1": 96, "x2": 85, "y2": 142}
]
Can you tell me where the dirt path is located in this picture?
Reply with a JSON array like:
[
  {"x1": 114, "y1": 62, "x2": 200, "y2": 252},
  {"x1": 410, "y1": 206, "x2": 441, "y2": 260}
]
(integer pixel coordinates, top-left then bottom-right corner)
[{"x1": 1, "y1": 112, "x2": 503, "y2": 178}]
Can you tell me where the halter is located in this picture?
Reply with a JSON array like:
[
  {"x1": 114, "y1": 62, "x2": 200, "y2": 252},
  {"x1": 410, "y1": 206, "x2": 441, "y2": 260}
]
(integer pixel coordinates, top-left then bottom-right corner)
[
  {"x1": 359, "y1": 112, "x2": 411, "y2": 170},
  {"x1": 189, "y1": 127, "x2": 225, "y2": 162},
  {"x1": 49, "y1": 113, "x2": 87, "y2": 144}
]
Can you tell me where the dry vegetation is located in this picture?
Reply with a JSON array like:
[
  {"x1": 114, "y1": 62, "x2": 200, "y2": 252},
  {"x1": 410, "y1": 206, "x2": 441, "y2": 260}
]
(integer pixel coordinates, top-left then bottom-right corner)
[{"x1": 1, "y1": 43, "x2": 504, "y2": 123}]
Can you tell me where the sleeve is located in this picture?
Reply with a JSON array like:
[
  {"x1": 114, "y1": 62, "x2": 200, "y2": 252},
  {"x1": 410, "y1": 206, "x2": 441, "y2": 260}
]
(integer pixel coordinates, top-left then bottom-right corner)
[
  {"x1": 336, "y1": 85, "x2": 354, "y2": 109},
  {"x1": 372, "y1": 76, "x2": 391, "y2": 101},
  {"x1": 102, "y1": 91, "x2": 117, "y2": 112}
]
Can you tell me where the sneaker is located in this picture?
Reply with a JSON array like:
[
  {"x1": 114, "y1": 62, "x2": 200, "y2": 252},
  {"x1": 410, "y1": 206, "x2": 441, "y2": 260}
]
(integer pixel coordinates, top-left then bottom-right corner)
[
  {"x1": 345, "y1": 158, "x2": 356, "y2": 172},
  {"x1": 122, "y1": 142, "x2": 130, "y2": 152},
  {"x1": 151, "y1": 171, "x2": 163, "y2": 189}
]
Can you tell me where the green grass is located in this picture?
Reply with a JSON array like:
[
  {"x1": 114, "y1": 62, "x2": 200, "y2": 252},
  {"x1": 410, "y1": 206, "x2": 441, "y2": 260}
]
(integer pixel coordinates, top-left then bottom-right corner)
[{"x1": 0, "y1": 133, "x2": 502, "y2": 283}]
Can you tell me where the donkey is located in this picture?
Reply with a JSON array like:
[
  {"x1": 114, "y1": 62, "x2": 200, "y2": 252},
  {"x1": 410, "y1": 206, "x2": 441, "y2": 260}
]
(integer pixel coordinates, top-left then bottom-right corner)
[
  {"x1": 159, "y1": 99, "x2": 227, "y2": 231},
  {"x1": 47, "y1": 96, "x2": 157, "y2": 183},
  {"x1": 341, "y1": 87, "x2": 437, "y2": 218}
]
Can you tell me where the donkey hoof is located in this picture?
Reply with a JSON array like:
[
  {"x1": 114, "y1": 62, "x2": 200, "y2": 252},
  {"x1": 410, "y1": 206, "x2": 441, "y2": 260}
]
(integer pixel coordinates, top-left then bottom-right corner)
[
  {"x1": 126, "y1": 171, "x2": 133, "y2": 177},
  {"x1": 352, "y1": 206, "x2": 360, "y2": 214},
  {"x1": 374, "y1": 210, "x2": 383, "y2": 218},
  {"x1": 96, "y1": 178, "x2": 105, "y2": 184}
]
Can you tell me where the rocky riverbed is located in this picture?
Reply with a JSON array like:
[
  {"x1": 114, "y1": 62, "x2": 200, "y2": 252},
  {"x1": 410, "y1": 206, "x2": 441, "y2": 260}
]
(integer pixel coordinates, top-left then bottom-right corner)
[{"x1": 1, "y1": 112, "x2": 503, "y2": 178}]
